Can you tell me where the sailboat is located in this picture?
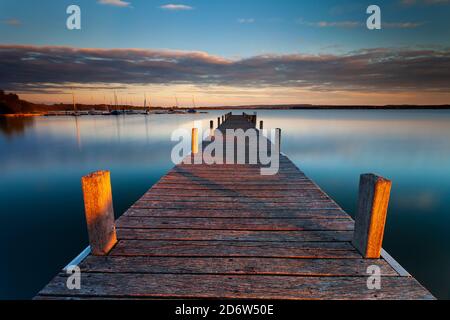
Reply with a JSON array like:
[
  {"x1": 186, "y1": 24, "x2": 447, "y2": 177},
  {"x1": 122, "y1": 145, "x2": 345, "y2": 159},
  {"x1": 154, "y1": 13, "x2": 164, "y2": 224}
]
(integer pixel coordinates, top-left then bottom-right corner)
[
  {"x1": 72, "y1": 88, "x2": 80, "y2": 117},
  {"x1": 188, "y1": 96, "x2": 197, "y2": 113},
  {"x1": 111, "y1": 91, "x2": 123, "y2": 115},
  {"x1": 144, "y1": 93, "x2": 150, "y2": 115}
]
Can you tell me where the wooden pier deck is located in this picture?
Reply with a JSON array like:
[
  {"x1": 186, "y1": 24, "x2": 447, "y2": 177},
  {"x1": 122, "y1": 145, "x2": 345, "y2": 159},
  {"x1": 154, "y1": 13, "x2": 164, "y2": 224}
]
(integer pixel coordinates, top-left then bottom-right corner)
[{"x1": 36, "y1": 114, "x2": 434, "y2": 300}]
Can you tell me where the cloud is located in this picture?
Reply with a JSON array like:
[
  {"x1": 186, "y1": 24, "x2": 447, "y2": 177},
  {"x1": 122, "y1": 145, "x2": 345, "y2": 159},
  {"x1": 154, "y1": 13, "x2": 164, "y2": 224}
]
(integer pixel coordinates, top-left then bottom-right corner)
[
  {"x1": 297, "y1": 18, "x2": 424, "y2": 29},
  {"x1": 2, "y1": 19, "x2": 21, "y2": 26},
  {"x1": 315, "y1": 21, "x2": 361, "y2": 28},
  {"x1": 238, "y1": 18, "x2": 255, "y2": 24},
  {"x1": 98, "y1": 0, "x2": 131, "y2": 7},
  {"x1": 160, "y1": 4, "x2": 193, "y2": 11},
  {"x1": 297, "y1": 18, "x2": 361, "y2": 28},
  {"x1": 1, "y1": 45, "x2": 449, "y2": 94},
  {"x1": 383, "y1": 22, "x2": 425, "y2": 28}
]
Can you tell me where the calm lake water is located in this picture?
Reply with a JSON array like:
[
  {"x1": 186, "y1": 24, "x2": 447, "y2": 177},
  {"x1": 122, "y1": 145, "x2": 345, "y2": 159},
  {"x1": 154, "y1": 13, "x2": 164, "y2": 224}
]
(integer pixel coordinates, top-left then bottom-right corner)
[{"x1": 1, "y1": 110, "x2": 449, "y2": 299}]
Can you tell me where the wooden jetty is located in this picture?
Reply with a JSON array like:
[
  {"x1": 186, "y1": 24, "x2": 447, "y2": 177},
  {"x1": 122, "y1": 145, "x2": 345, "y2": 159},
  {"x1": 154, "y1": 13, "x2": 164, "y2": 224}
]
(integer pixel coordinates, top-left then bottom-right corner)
[{"x1": 36, "y1": 113, "x2": 434, "y2": 300}]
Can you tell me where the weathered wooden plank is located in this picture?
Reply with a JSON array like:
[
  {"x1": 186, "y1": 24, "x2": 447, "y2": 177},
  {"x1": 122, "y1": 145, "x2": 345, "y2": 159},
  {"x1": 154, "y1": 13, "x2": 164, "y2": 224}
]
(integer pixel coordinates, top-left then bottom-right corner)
[
  {"x1": 110, "y1": 240, "x2": 359, "y2": 258},
  {"x1": 116, "y1": 228, "x2": 354, "y2": 242},
  {"x1": 162, "y1": 176, "x2": 311, "y2": 182},
  {"x1": 151, "y1": 184, "x2": 322, "y2": 190},
  {"x1": 158, "y1": 180, "x2": 317, "y2": 187},
  {"x1": 132, "y1": 201, "x2": 341, "y2": 210},
  {"x1": 115, "y1": 217, "x2": 354, "y2": 231},
  {"x1": 156, "y1": 182, "x2": 321, "y2": 189},
  {"x1": 176, "y1": 161, "x2": 294, "y2": 165},
  {"x1": 166, "y1": 172, "x2": 305, "y2": 177},
  {"x1": 157, "y1": 182, "x2": 319, "y2": 188},
  {"x1": 39, "y1": 273, "x2": 434, "y2": 300},
  {"x1": 160, "y1": 175, "x2": 313, "y2": 182},
  {"x1": 141, "y1": 195, "x2": 332, "y2": 203},
  {"x1": 146, "y1": 189, "x2": 328, "y2": 198},
  {"x1": 34, "y1": 296, "x2": 134, "y2": 300},
  {"x1": 123, "y1": 208, "x2": 347, "y2": 219},
  {"x1": 172, "y1": 165, "x2": 302, "y2": 170},
  {"x1": 78, "y1": 256, "x2": 398, "y2": 276},
  {"x1": 172, "y1": 168, "x2": 302, "y2": 174},
  {"x1": 164, "y1": 174, "x2": 304, "y2": 179}
]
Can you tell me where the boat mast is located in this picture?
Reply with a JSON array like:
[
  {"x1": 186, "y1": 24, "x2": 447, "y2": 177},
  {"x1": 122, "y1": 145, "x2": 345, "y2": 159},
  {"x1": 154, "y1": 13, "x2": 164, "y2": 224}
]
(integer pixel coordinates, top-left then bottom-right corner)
[{"x1": 72, "y1": 88, "x2": 77, "y2": 113}]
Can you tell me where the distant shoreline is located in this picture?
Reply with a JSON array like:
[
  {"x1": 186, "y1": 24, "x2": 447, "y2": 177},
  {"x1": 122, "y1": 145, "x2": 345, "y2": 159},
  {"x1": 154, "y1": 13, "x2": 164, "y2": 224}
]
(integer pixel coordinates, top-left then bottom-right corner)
[
  {"x1": 2, "y1": 90, "x2": 450, "y2": 115},
  {"x1": 2, "y1": 105, "x2": 450, "y2": 116},
  {"x1": 1, "y1": 113, "x2": 45, "y2": 117}
]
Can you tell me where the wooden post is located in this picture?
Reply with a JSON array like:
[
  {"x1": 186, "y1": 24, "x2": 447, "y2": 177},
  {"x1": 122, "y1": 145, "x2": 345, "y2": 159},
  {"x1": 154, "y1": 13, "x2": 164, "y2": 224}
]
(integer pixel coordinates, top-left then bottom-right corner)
[
  {"x1": 260, "y1": 121, "x2": 264, "y2": 130},
  {"x1": 218, "y1": 117, "x2": 221, "y2": 127},
  {"x1": 352, "y1": 174, "x2": 392, "y2": 259},
  {"x1": 192, "y1": 128, "x2": 199, "y2": 154},
  {"x1": 81, "y1": 171, "x2": 117, "y2": 256},
  {"x1": 276, "y1": 128, "x2": 281, "y2": 151},
  {"x1": 210, "y1": 120, "x2": 214, "y2": 129}
]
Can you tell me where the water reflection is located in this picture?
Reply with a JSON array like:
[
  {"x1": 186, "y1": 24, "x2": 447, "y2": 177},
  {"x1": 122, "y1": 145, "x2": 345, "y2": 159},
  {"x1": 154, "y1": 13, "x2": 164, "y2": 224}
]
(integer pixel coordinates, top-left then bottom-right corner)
[
  {"x1": 0, "y1": 116, "x2": 35, "y2": 136},
  {"x1": 74, "y1": 117, "x2": 81, "y2": 150},
  {"x1": 0, "y1": 110, "x2": 449, "y2": 299}
]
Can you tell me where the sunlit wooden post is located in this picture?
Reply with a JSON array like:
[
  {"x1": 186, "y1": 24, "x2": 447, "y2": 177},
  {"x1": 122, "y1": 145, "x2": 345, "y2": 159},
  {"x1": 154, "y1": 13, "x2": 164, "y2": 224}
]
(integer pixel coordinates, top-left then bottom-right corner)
[
  {"x1": 260, "y1": 121, "x2": 264, "y2": 130},
  {"x1": 81, "y1": 171, "x2": 117, "y2": 256},
  {"x1": 192, "y1": 128, "x2": 199, "y2": 154},
  {"x1": 352, "y1": 174, "x2": 392, "y2": 259}
]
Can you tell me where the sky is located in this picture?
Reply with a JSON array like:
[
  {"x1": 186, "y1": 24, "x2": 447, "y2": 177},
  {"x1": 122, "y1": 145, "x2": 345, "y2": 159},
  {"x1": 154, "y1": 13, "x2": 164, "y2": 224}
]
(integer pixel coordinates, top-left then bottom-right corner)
[{"x1": 0, "y1": 0, "x2": 450, "y2": 106}]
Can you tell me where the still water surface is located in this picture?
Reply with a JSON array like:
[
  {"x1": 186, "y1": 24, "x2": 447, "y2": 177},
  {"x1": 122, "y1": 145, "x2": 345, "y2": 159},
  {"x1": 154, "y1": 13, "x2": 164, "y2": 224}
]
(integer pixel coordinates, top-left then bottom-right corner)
[{"x1": 1, "y1": 110, "x2": 449, "y2": 299}]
